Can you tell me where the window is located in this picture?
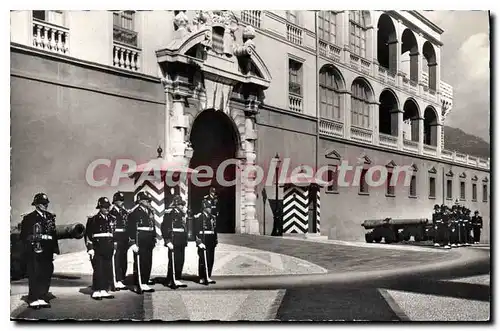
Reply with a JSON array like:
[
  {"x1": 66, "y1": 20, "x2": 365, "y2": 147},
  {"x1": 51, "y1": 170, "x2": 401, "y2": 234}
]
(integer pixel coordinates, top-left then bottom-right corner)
[
  {"x1": 318, "y1": 11, "x2": 337, "y2": 44},
  {"x1": 349, "y1": 11, "x2": 367, "y2": 57},
  {"x1": 409, "y1": 175, "x2": 417, "y2": 197},
  {"x1": 359, "y1": 168, "x2": 369, "y2": 194},
  {"x1": 212, "y1": 27, "x2": 225, "y2": 54},
  {"x1": 289, "y1": 59, "x2": 303, "y2": 96},
  {"x1": 386, "y1": 171, "x2": 395, "y2": 196},
  {"x1": 446, "y1": 179, "x2": 453, "y2": 200},
  {"x1": 483, "y1": 184, "x2": 488, "y2": 202},
  {"x1": 113, "y1": 11, "x2": 138, "y2": 47},
  {"x1": 429, "y1": 177, "x2": 436, "y2": 198},
  {"x1": 287, "y1": 11, "x2": 299, "y2": 25},
  {"x1": 32, "y1": 10, "x2": 65, "y2": 26},
  {"x1": 460, "y1": 181, "x2": 466, "y2": 200},
  {"x1": 319, "y1": 68, "x2": 341, "y2": 120},
  {"x1": 472, "y1": 183, "x2": 477, "y2": 201},
  {"x1": 351, "y1": 80, "x2": 371, "y2": 128},
  {"x1": 326, "y1": 165, "x2": 339, "y2": 193},
  {"x1": 113, "y1": 11, "x2": 135, "y2": 30}
]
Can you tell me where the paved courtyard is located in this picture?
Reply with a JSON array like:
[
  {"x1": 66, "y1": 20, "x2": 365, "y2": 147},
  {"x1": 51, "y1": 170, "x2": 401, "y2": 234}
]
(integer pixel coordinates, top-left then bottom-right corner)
[{"x1": 11, "y1": 235, "x2": 490, "y2": 321}]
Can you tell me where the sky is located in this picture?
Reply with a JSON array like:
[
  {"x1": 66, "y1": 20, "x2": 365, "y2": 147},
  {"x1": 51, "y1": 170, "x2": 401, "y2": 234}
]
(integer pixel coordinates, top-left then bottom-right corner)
[{"x1": 421, "y1": 11, "x2": 490, "y2": 142}]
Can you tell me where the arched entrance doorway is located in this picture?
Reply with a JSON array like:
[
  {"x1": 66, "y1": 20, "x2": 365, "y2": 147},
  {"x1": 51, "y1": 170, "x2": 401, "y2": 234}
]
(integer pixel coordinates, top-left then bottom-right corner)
[{"x1": 189, "y1": 109, "x2": 239, "y2": 233}]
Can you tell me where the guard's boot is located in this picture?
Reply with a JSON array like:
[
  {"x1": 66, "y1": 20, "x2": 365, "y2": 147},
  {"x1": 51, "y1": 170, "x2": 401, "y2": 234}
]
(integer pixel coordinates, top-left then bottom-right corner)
[
  {"x1": 434, "y1": 243, "x2": 440, "y2": 247},
  {"x1": 207, "y1": 277, "x2": 216, "y2": 284},
  {"x1": 91, "y1": 291, "x2": 102, "y2": 300},
  {"x1": 141, "y1": 284, "x2": 155, "y2": 293},
  {"x1": 29, "y1": 300, "x2": 41, "y2": 309},
  {"x1": 115, "y1": 281, "x2": 126, "y2": 290},
  {"x1": 175, "y1": 279, "x2": 187, "y2": 288},
  {"x1": 38, "y1": 299, "x2": 50, "y2": 308}
]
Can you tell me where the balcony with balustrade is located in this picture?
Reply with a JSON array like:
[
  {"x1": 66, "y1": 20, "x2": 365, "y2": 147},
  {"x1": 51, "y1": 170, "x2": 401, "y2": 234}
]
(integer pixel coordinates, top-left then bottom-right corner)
[
  {"x1": 32, "y1": 18, "x2": 69, "y2": 55},
  {"x1": 112, "y1": 24, "x2": 141, "y2": 72}
]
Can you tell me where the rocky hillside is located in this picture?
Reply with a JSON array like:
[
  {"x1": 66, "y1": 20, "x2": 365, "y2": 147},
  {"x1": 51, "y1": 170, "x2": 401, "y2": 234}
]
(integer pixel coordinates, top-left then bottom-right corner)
[{"x1": 443, "y1": 126, "x2": 490, "y2": 159}]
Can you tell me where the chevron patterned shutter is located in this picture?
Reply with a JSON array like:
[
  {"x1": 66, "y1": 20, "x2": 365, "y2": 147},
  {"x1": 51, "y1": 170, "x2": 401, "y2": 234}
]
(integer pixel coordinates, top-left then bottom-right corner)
[{"x1": 283, "y1": 184, "x2": 308, "y2": 234}]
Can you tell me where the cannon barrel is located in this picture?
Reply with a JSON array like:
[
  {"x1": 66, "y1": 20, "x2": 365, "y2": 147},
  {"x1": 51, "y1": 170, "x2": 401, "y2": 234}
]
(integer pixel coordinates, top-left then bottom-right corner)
[
  {"x1": 362, "y1": 218, "x2": 429, "y2": 229},
  {"x1": 55, "y1": 223, "x2": 86, "y2": 240}
]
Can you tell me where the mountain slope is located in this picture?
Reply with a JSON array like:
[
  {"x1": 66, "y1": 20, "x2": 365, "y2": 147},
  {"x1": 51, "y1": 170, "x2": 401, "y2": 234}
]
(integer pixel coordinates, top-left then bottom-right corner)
[{"x1": 443, "y1": 126, "x2": 490, "y2": 159}]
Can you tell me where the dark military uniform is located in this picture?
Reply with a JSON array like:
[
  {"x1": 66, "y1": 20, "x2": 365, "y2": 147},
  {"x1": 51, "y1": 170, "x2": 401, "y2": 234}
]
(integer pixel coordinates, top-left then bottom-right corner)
[
  {"x1": 20, "y1": 194, "x2": 60, "y2": 308},
  {"x1": 85, "y1": 199, "x2": 115, "y2": 299},
  {"x1": 432, "y1": 205, "x2": 442, "y2": 246},
  {"x1": 162, "y1": 196, "x2": 188, "y2": 288},
  {"x1": 194, "y1": 200, "x2": 218, "y2": 284},
  {"x1": 127, "y1": 193, "x2": 156, "y2": 293},
  {"x1": 109, "y1": 196, "x2": 129, "y2": 288},
  {"x1": 462, "y1": 208, "x2": 472, "y2": 245},
  {"x1": 472, "y1": 211, "x2": 483, "y2": 244}
]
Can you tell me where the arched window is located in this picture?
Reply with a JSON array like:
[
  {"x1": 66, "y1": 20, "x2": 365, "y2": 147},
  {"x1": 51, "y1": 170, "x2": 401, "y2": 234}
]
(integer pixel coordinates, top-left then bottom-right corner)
[
  {"x1": 351, "y1": 79, "x2": 371, "y2": 128},
  {"x1": 318, "y1": 11, "x2": 337, "y2": 44},
  {"x1": 319, "y1": 68, "x2": 341, "y2": 120},
  {"x1": 349, "y1": 10, "x2": 367, "y2": 58}
]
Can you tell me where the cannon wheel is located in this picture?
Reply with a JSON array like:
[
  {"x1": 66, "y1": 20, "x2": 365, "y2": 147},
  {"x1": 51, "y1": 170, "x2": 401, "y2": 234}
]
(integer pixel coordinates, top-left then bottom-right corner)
[{"x1": 365, "y1": 233, "x2": 374, "y2": 243}]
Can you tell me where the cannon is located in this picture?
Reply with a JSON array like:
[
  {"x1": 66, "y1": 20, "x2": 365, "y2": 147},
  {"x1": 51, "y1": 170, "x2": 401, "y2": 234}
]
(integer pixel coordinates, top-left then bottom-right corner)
[
  {"x1": 362, "y1": 218, "x2": 433, "y2": 244},
  {"x1": 10, "y1": 222, "x2": 86, "y2": 280}
]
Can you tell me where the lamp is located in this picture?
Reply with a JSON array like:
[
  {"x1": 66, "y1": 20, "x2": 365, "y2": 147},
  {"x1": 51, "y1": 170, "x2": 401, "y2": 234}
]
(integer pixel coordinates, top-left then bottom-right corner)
[{"x1": 271, "y1": 153, "x2": 282, "y2": 236}]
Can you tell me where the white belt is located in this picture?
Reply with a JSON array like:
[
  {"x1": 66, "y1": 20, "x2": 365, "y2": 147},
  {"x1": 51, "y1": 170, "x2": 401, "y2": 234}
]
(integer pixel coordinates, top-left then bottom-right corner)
[
  {"x1": 41, "y1": 235, "x2": 52, "y2": 240},
  {"x1": 114, "y1": 228, "x2": 125, "y2": 232},
  {"x1": 138, "y1": 227, "x2": 154, "y2": 231},
  {"x1": 200, "y1": 231, "x2": 214, "y2": 234},
  {"x1": 94, "y1": 233, "x2": 113, "y2": 238},
  {"x1": 173, "y1": 228, "x2": 184, "y2": 232}
]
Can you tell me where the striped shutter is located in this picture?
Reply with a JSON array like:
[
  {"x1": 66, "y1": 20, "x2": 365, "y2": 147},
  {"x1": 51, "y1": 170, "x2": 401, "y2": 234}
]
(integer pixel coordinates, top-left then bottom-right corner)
[
  {"x1": 134, "y1": 180, "x2": 165, "y2": 239},
  {"x1": 283, "y1": 185, "x2": 309, "y2": 234}
]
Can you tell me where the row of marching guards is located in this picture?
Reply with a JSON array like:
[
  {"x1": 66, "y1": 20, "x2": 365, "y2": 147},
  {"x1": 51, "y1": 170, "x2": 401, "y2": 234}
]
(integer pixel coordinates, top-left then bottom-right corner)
[{"x1": 362, "y1": 201, "x2": 484, "y2": 248}]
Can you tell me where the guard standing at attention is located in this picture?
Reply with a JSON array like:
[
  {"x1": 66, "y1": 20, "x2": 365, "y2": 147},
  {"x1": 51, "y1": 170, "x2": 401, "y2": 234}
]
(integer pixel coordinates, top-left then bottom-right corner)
[
  {"x1": 20, "y1": 193, "x2": 60, "y2": 309},
  {"x1": 85, "y1": 197, "x2": 115, "y2": 300},
  {"x1": 472, "y1": 210, "x2": 483, "y2": 244},
  {"x1": 461, "y1": 207, "x2": 472, "y2": 246},
  {"x1": 109, "y1": 192, "x2": 129, "y2": 290},
  {"x1": 127, "y1": 191, "x2": 156, "y2": 294},
  {"x1": 432, "y1": 204, "x2": 442, "y2": 247},
  {"x1": 194, "y1": 198, "x2": 218, "y2": 285},
  {"x1": 162, "y1": 195, "x2": 188, "y2": 289},
  {"x1": 449, "y1": 205, "x2": 459, "y2": 248}
]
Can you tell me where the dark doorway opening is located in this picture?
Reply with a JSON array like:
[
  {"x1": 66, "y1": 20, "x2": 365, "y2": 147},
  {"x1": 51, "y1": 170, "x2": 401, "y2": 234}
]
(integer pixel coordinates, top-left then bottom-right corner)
[{"x1": 189, "y1": 109, "x2": 238, "y2": 234}]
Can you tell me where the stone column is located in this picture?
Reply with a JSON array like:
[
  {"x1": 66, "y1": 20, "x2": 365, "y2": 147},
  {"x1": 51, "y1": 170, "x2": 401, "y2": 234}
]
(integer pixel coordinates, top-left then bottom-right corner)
[
  {"x1": 243, "y1": 107, "x2": 259, "y2": 234},
  {"x1": 417, "y1": 117, "x2": 424, "y2": 154},
  {"x1": 435, "y1": 123, "x2": 442, "y2": 156},
  {"x1": 343, "y1": 91, "x2": 351, "y2": 139},
  {"x1": 170, "y1": 94, "x2": 188, "y2": 165},
  {"x1": 391, "y1": 109, "x2": 404, "y2": 150},
  {"x1": 372, "y1": 102, "x2": 380, "y2": 145},
  {"x1": 342, "y1": 11, "x2": 350, "y2": 63}
]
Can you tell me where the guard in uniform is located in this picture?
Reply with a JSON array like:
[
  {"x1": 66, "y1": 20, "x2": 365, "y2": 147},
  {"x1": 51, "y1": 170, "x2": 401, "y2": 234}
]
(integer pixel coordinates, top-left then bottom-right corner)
[
  {"x1": 194, "y1": 199, "x2": 218, "y2": 285},
  {"x1": 127, "y1": 192, "x2": 156, "y2": 293},
  {"x1": 205, "y1": 187, "x2": 219, "y2": 218},
  {"x1": 432, "y1": 204, "x2": 441, "y2": 247},
  {"x1": 457, "y1": 205, "x2": 465, "y2": 246},
  {"x1": 462, "y1": 207, "x2": 471, "y2": 246},
  {"x1": 472, "y1": 210, "x2": 483, "y2": 244},
  {"x1": 449, "y1": 205, "x2": 459, "y2": 248},
  {"x1": 85, "y1": 197, "x2": 115, "y2": 300},
  {"x1": 162, "y1": 195, "x2": 188, "y2": 288},
  {"x1": 109, "y1": 192, "x2": 129, "y2": 290},
  {"x1": 20, "y1": 193, "x2": 60, "y2": 309}
]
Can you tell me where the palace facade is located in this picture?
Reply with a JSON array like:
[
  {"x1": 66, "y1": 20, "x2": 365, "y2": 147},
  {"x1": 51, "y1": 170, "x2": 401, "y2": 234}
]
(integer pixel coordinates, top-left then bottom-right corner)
[{"x1": 10, "y1": 10, "x2": 490, "y2": 252}]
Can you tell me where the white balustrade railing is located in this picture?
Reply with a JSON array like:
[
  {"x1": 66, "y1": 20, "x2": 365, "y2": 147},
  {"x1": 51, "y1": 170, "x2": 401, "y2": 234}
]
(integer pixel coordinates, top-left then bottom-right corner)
[
  {"x1": 289, "y1": 95, "x2": 303, "y2": 113},
  {"x1": 387, "y1": 70, "x2": 396, "y2": 86},
  {"x1": 113, "y1": 42, "x2": 141, "y2": 72},
  {"x1": 379, "y1": 133, "x2": 398, "y2": 148},
  {"x1": 378, "y1": 66, "x2": 387, "y2": 82},
  {"x1": 350, "y1": 126, "x2": 373, "y2": 143},
  {"x1": 403, "y1": 139, "x2": 419, "y2": 153},
  {"x1": 423, "y1": 144, "x2": 437, "y2": 156},
  {"x1": 286, "y1": 24, "x2": 303, "y2": 45},
  {"x1": 241, "y1": 10, "x2": 262, "y2": 28},
  {"x1": 441, "y1": 149, "x2": 453, "y2": 160},
  {"x1": 360, "y1": 58, "x2": 371, "y2": 74},
  {"x1": 455, "y1": 152, "x2": 467, "y2": 163},
  {"x1": 32, "y1": 19, "x2": 69, "y2": 54},
  {"x1": 319, "y1": 40, "x2": 341, "y2": 62},
  {"x1": 319, "y1": 118, "x2": 343, "y2": 138},
  {"x1": 349, "y1": 53, "x2": 360, "y2": 70}
]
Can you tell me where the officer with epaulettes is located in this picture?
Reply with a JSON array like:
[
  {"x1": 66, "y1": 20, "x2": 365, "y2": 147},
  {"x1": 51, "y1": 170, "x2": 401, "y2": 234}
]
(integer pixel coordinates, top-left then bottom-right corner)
[
  {"x1": 472, "y1": 210, "x2": 483, "y2": 244},
  {"x1": 162, "y1": 194, "x2": 188, "y2": 289},
  {"x1": 20, "y1": 193, "x2": 60, "y2": 309},
  {"x1": 109, "y1": 192, "x2": 129, "y2": 291},
  {"x1": 194, "y1": 196, "x2": 218, "y2": 285},
  {"x1": 85, "y1": 197, "x2": 115, "y2": 300},
  {"x1": 127, "y1": 191, "x2": 156, "y2": 294}
]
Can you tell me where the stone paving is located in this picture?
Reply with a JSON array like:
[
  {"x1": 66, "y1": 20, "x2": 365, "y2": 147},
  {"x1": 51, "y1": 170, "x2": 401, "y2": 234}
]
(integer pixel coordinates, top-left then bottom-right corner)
[{"x1": 52, "y1": 241, "x2": 327, "y2": 278}]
